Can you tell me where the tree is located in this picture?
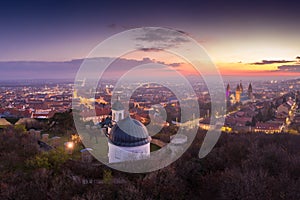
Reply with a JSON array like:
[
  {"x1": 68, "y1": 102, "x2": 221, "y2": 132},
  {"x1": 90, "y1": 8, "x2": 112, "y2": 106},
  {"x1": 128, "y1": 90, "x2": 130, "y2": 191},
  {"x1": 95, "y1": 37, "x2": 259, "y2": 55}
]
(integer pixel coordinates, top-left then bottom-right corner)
[
  {"x1": 103, "y1": 169, "x2": 113, "y2": 184},
  {"x1": 26, "y1": 148, "x2": 69, "y2": 172}
]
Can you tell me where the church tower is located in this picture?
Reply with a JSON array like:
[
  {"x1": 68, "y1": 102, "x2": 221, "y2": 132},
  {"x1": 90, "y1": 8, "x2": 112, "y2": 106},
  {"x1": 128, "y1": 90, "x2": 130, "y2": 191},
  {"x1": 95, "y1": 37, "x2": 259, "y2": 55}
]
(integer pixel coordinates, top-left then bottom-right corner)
[
  {"x1": 108, "y1": 99, "x2": 151, "y2": 163},
  {"x1": 248, "y1": 83, "x2": 253, "y2": 100},
  {"x1": 226, "y1": 83, "x2": 231, "y2": 98},
  {"x1": 239, "y1": 81, "x2": 243, "y2": 94},
  {"x1": 108, "y1": 116, "x2": 151, "y2": 163},
  {"x1": 111, "y1": 98, "x2": 124, "y2": 123},
  {"x1": 235, "y1": 84, "x2": 241, "y2": 103}
]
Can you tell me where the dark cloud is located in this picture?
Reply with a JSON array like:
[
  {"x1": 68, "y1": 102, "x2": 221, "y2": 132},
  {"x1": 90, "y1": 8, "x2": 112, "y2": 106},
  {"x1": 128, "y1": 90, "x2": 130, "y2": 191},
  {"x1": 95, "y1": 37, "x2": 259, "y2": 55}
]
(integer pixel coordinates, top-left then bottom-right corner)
[
  {"x1": 168, "y1": 63, "x2": 182, "y2": 67},
  {"x1": 155, "y1": 61, "x2": 182, "y2": 67},
  {"x1": 135, "y1": 27, "x2": 190, "y2": 50},
  {"x1": 138, "y1": 48, "x2": 163, "y2": 52},
  {"x1": 175, "y1": 29, "x2": 190, "y2": 36},
  {"x1": 0, "y1": 57, "x2": 182, "y2": 80},
  {"x1": 251, "y1": 60, "x2": 294, "y2": 65},
  {"x1": 277, "y1": 65, "x2": 300, "y2": 73}
]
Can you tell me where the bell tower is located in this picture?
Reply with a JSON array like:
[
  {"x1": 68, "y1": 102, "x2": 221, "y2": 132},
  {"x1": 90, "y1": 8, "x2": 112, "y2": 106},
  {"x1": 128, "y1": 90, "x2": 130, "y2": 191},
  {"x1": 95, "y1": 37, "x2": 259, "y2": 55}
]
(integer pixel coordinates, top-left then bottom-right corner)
[
  {"x1": 248, "y1": 83, "x2": 253, "y2": 100},
  {"x1": 111, "y1": 97, "x2": 124, "y2": 123},
  {"x1": 226, "y1": 83, "x2": 231, "y2": 98},
  {"x1": 235, "y1": 84, "x2": 241, "y2": 103}
]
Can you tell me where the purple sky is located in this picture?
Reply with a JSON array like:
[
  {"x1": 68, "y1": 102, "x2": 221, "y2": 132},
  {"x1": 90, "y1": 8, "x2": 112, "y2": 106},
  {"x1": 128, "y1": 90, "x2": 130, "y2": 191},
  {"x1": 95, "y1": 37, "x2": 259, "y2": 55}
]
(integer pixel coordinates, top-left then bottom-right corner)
[{"x1": 1, "y1": 1, "x2": 300, "y2": 79}]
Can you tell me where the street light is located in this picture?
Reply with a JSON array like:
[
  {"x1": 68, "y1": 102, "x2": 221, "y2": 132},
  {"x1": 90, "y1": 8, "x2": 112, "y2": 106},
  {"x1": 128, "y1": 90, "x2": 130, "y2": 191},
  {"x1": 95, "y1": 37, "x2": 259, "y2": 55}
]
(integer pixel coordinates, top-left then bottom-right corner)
[
  {"x1": 67, "y1": 142, "x2": 74, "y2": 149},
  {"x1": 64, "y1": 141, "x2": 74, "y2": 154}
]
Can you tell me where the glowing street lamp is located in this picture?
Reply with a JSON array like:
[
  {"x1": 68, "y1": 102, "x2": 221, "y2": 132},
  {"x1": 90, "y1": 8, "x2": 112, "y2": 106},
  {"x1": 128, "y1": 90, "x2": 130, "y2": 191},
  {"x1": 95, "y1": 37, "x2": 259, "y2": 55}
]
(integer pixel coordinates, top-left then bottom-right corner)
[
  {"x1": 64, "y1": 141, "x2": 74, "y2": 154},
  {"x1": 67, "y1": 142, "x2": 74, "y2": 149}
]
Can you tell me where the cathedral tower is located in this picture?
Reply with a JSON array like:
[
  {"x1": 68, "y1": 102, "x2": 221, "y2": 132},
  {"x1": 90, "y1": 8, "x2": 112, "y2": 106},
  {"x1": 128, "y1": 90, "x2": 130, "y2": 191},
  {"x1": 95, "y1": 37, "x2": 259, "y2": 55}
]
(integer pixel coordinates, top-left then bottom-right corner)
[
  {"x1": 248, "y1": 83, "x2": 253, "y2": 100},
  {"x1": 226, "y1": 83, "x2": 231, "y2": 98},
  {"x1": 235, "y1": 84, "x2": 241, "y2": 103},
  {"x1": 239, "y1": 81, "x2": 243, "y2": 94}
]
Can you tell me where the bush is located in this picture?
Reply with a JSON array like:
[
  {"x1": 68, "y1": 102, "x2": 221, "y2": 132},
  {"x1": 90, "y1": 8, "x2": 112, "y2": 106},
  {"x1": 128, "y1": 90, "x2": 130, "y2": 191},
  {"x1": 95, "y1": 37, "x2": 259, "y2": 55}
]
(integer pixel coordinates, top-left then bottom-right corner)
[{"x1": 26, "y1": 148, "x2": 69, "y2": 172}]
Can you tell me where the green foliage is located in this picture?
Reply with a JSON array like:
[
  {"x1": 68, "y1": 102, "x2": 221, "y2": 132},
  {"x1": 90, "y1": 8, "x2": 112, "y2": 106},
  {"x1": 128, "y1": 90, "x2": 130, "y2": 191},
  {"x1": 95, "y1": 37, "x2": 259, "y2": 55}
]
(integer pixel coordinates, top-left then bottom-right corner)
[
  {"x1": 26, "y1": 148, "x2": 69, "y2": 171},
  {"x1": 103, "y1": 169, "x2": 113, "y2": 184},
  {"x1": 4, "y1": 125, "x2": 300, "y2": 199},
  {"x1": 27, "y1": 154, "x2": 51, "y2": 169},
  {"x1": 47, "y1": 110, "x2": 76, "y2": 135},
  {"x1": 14, "y1": 124, "x2": 26, "y2": 133},
  {"x1": 255, "y1": 105, "x2": 275, "y2": 122}
]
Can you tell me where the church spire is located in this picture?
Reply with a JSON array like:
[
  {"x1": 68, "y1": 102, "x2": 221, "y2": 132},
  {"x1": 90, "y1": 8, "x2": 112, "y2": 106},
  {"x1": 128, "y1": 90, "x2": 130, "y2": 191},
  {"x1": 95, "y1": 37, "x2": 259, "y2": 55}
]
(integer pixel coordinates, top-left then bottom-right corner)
[
  {"x1": 226, "y1": 83, "x2": 230, "y2": 98},
  {"x1": 239, "y1": 81, "x2": 243, "y2": 93},
  {"x1": 248, "y1": 82, "x2": 252, "y2": 92},
  {"x1": 248, "y1": 82, "x2": 253, "y2": 100},
  {"x1": 236, "y1": 84, "x2": 241, "y2": 91},
  {"x1": 235, "y1": 84, "x2": 241, "y2": 103}
]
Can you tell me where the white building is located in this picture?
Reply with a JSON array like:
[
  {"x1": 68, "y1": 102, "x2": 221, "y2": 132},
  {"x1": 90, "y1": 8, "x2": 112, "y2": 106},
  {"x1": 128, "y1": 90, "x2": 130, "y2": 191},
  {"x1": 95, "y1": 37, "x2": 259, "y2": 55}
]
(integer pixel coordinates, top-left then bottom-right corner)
[
  {"x1": 108, "y1": 103, "x2": 151, "y2": 163},
  {"x1": 111, "y1": 99, "x2": 124, "y2": 122}
]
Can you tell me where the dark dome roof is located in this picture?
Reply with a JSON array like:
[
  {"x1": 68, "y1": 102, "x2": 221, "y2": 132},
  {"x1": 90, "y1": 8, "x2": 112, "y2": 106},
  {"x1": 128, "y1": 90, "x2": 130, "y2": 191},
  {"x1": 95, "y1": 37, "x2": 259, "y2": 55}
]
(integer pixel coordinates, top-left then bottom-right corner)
[
  {"x1": 108, "y1": 117, "x2": 150, "y2": 147},
  {"x1": 111, "y1": 100, "x2": 124, "y2": 111}
]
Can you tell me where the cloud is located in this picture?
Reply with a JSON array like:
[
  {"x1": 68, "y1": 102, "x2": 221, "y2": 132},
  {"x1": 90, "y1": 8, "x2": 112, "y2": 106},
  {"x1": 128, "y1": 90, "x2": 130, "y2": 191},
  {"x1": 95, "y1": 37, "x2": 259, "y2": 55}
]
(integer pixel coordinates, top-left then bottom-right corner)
[
  {"x1": 251, "y1": 60, "x2": 294, "y2": 65},
  {"x1": 138, "y1": 47, "x2": 163, "y2": 52},
  {"x1": 0, "y1": 60, "x2": 82, "y2": 80},
  {"x1": 135, "y1": 27, "x2": 190, "y2": 50},
  {"x1": 175, "y1": 29, "x2": 190, "y2": 36},
  {"x1": 164, "y1": 62, "x2": 181, "y2": 67},
  {"x1": 154, "y1": 60, "x2": 183, "y2": 68},
  {"x1": 276, "y1": 65, "x2": 300, "y2": 73},
  {"x1": 0, "y1": 57, "x2": 183, "y2": 80}
]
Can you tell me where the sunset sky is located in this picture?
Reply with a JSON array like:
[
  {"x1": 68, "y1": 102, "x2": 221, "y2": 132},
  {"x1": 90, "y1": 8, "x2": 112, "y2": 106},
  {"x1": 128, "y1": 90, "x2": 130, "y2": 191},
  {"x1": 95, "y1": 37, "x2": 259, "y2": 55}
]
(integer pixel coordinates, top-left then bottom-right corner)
[{"x1": 1, "y1": 0, "x2": 300, "y2": 79}]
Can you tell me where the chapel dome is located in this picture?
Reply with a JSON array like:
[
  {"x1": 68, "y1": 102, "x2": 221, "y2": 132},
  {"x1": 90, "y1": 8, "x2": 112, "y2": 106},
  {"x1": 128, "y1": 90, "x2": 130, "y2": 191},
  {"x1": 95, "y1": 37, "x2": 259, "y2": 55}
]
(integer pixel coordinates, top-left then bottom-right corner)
[{"x1": 108, "y1": 116, "x2": 150, "y2": 147}]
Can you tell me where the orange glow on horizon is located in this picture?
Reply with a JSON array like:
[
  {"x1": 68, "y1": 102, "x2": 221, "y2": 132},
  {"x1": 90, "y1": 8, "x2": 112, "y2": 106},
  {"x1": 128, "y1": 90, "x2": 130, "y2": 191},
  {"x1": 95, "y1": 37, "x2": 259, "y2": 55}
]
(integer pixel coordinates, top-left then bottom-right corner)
[{"x1": 119, "y1": 50, "x2": 300, "y2": 77}]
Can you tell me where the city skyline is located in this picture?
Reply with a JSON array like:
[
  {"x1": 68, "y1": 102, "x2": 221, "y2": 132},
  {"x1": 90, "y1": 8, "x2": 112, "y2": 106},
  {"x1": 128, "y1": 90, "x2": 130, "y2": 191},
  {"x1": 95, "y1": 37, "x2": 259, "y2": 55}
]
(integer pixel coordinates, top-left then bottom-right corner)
[{"x1": 2, "y1": 1, "x2": 300, "y2": 198}]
